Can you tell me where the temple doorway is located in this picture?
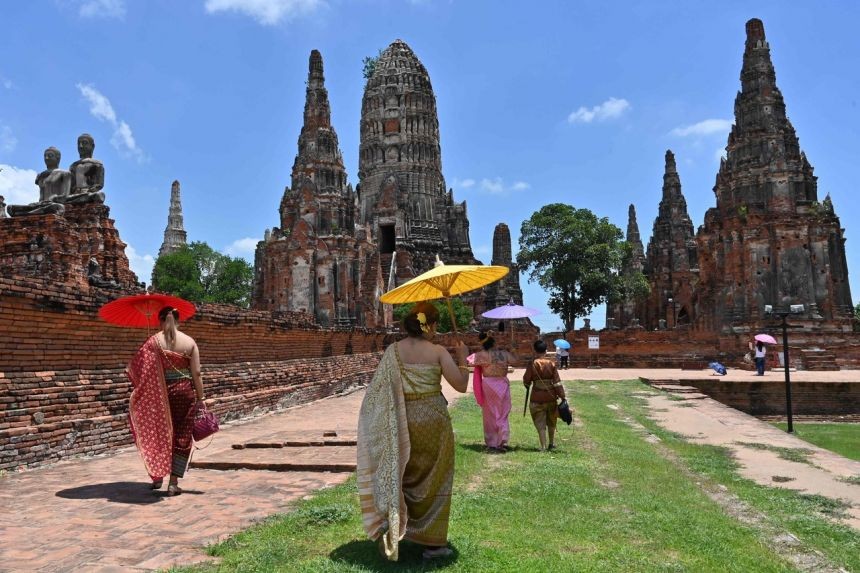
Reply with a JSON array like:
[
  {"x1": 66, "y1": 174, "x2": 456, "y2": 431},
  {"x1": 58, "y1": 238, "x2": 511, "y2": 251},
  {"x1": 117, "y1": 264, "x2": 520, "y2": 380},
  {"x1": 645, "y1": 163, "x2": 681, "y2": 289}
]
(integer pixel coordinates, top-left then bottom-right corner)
[{"x1": 379, "y1": 224, "x2": 395, "y2": 254}]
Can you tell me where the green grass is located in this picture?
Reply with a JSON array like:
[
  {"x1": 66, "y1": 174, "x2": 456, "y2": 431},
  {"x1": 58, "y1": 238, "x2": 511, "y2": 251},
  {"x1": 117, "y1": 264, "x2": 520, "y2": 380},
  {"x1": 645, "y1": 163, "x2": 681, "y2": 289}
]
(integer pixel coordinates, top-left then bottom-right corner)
[
  {"x1": 174, "y1": 381, "x2": 860, "y2": 573},
  {"x1": 771, "y1": 422, "x2": 860, "y2": 461}
]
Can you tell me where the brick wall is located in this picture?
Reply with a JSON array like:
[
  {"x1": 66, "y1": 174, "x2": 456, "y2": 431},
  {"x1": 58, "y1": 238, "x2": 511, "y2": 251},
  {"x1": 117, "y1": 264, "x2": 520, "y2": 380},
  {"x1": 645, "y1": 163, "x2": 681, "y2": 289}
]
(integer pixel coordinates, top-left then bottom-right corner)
[
  {"x1": 649, "y1": 378, "x2": 860, "y2": 416},
  {"x1": 0, "y1": 277, "x2": 387, "y2": 471},
  {"x1": 542, "y1": 328, "x2": 860, "y2": 370}
]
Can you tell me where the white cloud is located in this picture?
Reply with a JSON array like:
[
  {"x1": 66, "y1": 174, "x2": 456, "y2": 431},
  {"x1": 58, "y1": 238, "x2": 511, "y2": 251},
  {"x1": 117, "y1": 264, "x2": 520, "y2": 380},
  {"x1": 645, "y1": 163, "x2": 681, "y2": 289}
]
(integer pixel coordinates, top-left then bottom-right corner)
[
  {"x1": 78, "y1": 0, "x2": 126, "y2": 19},
  {"x1": 204, "y1": 0, "x2": 325, "y2": 25},
  {"x1": 224, "y1": 237, "x2": 260, "y2": 261},
  {"x1": 0, "y1": 125, "x2": 17, "y2": 152},
  {"x1": 473, "y1": 245, "x2": 491, "y2": 257},
  {"x1": 670, "y1": 118, "x2": 733, "y2": 137},
  {"x1": 77, "y1": 83, "x2": 118, "y2": 123},
  {"x1": 0, "y1": 74, "x2": 12, "y2": 90},
  {"x1": 453, "y1": 178, "x2": 475, "y2": 189},
  {"x1": 567, "y1": 97, "x2": 630, "y2": 124},
  {"x1": 0, "y1": 164, "x2": 39, "y2": 205},
  {"x1": 480, "y1": 177, "x2": 504, "y2": 194},
  {"x1": 125, "y1": 244, "x2": 155, "y2": 283},
  {"x1": 110, "y1": 120, "x2": 141, "y2": 157},
  {"x1": 76, "y1": 83, "x2": 143, "y2": 160},
  {"x1": 454, "y1": 177, "x2": 531, "y2": 195}
]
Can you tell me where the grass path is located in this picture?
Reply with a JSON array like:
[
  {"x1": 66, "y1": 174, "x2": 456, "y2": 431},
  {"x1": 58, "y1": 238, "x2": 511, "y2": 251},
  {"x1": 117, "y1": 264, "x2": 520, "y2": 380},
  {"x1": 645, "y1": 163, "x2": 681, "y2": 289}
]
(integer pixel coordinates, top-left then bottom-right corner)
[{"x1": 176, "y1": 381, "x2": 858, "y2": 572}]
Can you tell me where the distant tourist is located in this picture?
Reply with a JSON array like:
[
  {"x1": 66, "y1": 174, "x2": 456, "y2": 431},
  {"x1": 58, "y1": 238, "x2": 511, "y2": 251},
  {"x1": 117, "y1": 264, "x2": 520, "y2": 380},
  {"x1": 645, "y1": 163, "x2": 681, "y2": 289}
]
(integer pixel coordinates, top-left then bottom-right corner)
[
  {"x1": 557, "y1": 345, "x2": 570, "y2": 369},
  {"x1": 523, "y1": 340, "x2": 566, "y2": 451},
  {"x1": 754, "y1": 341, "x2": 767, "y2": 376},
  {"x1": 471, "y1": 330, "x2": 517, "y2": 452},
  {"x1": 126, "y1": 306, "x2": 206, "y2": 496},
  {"x1": 357, "y1": 302, "x2": 469, "y2": 561}
]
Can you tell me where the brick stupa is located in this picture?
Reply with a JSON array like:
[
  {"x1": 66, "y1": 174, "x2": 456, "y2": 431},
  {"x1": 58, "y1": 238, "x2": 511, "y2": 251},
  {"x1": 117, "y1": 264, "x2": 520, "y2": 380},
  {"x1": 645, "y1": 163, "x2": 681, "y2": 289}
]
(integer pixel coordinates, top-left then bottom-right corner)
[{"x1": 253, "y1": 50, "x2": 385, "y2": 327}]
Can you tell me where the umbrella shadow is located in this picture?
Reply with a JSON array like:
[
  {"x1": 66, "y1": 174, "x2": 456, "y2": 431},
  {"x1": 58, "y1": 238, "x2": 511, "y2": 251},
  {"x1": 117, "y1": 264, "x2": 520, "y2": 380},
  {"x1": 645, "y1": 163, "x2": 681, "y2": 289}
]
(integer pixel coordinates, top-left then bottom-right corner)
[
  {"x1": 329, "y1": 540, "x2": 459, "y2": 571},
  {"x1": 55, "y1": 481, "x2": 164, "y2": 504}
]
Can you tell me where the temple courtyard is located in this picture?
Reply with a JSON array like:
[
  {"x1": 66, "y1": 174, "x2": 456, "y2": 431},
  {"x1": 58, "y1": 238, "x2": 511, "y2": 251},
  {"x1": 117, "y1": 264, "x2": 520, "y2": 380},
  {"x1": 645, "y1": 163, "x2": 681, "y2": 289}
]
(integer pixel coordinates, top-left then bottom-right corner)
[{"x1": 0, "y1": 370, "x2": 857, "y2": 573}]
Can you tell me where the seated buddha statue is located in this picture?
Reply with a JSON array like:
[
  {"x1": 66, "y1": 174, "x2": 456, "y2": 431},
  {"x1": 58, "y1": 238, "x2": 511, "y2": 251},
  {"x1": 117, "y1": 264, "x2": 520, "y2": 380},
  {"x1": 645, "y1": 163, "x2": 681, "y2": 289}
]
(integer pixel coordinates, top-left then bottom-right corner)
[
  {"x1": 66, "y1": 133, "x2": 105, "y2": 205},
  {"x1": 7, "y1": 147, "x2": 70, "y2": 217}
]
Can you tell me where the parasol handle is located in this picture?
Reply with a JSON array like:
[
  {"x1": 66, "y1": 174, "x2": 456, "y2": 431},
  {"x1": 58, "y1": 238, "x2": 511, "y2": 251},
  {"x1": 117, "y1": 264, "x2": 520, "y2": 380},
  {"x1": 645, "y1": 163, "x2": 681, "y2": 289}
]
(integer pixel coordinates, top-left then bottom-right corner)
[{"x1": 444, "y1": 295, "x2": 458, "y2": 337}]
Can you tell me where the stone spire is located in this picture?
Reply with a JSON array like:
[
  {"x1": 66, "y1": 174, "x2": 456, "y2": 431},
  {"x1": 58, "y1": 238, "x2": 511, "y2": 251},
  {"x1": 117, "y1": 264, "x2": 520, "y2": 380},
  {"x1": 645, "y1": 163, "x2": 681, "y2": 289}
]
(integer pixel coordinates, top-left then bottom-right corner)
[
  {"x1": 607, "y1": 204, "x2": 647, "y2": 329},
  {"x1": 280, "y1": 49, "x2": 353, "y2": 235},
  {"x1": 358, "y1": 39, "x2": 477, "y2": 280},
  {"x1": 253, "y1": 50, "x2": 383, "y2": 328},
  {"x1": 626, "y1": 204, "x2": 645, "y2": 268},
  {"x1": 716, "y1": 17, "x2": 813, "y2": 214},
  {"x1": 483, "y1": 223, "x2": 523, "y2": 309},
  {"x1": 695, "y1": 18, "x2": 853, "y2": 327},
  {"x1": 159, "y1": 180, "x2": 187, "y2": 257},
  {"x1": 642, "y1": 150, "x2": 698, "y2": 329}
]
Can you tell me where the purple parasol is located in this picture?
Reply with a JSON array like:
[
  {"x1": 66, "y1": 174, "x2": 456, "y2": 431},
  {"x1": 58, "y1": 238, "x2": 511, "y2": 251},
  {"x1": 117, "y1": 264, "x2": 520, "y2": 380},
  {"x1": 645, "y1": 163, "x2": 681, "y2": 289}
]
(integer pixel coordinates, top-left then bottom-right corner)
[{"x1": 481, "y1": 301, "x2": 540, "y2": 320}]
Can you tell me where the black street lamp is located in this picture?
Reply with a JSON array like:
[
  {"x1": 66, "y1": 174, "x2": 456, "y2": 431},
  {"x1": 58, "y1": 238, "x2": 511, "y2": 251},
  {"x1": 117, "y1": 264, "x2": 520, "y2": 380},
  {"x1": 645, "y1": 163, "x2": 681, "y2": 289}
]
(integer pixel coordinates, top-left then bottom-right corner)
[
  {"x1": 764, "y1": 304, "x2": 805, "y2": 434},
  {"x1": 668, "y1": 297, "x2": 676, "y2": 329}
]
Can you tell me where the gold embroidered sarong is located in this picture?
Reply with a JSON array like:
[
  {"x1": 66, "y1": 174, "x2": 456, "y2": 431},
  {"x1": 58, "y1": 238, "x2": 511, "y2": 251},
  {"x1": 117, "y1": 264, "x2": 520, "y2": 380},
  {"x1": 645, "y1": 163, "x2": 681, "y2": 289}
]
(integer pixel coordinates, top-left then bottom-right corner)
[{"x1": 356, "y1": 343, "x2": 454, "y2": 560}]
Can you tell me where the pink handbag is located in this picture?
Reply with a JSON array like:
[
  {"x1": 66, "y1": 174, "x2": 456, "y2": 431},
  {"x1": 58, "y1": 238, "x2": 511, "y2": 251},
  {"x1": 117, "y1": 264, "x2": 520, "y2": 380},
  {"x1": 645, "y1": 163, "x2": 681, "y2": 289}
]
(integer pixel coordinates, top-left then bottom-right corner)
[{"x1": 192, "y1": 403, "x2": 219, "y2": 442}]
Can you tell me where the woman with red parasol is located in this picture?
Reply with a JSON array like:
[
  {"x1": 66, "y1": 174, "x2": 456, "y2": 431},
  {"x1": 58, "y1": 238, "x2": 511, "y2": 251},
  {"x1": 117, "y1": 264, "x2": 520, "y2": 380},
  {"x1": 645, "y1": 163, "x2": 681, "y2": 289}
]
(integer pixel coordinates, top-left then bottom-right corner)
[{"x1": 100, "y1": 294, "x2": 204, "y2": 495}]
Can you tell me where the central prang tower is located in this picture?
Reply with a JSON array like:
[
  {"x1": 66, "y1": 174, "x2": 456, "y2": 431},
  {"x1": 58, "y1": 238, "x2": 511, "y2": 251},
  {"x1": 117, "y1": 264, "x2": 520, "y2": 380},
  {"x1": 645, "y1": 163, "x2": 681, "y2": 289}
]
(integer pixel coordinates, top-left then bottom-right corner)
[{"x1": 358, "y1": 39, "x2": 477, "y2": 286}]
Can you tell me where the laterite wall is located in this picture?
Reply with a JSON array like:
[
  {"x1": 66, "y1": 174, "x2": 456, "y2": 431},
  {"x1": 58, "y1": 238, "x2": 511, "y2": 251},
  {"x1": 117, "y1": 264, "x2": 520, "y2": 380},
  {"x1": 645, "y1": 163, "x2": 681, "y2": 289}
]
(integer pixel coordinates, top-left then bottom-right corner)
[{"x1": 0, "y1": 277, "x2": 388, "y2": 471}]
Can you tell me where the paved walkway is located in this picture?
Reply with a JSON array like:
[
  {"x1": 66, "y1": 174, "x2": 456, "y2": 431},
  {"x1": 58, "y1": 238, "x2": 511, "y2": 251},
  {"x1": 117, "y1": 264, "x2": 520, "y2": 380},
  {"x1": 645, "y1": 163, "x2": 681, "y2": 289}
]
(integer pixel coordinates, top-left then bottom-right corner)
[
  {"x1": 0, "y1": 384, "x2": 464, "y2": 573},
  {"x1": 0, "y1": 369, "x2": 857, "y2": 572}
]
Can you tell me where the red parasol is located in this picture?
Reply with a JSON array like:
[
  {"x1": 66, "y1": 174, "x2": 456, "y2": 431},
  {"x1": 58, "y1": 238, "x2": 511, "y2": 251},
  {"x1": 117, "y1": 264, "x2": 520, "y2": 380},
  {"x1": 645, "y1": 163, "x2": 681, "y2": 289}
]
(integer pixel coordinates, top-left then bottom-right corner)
[{"x1": 99, "y1": 293, "x2": 196, "y2": 329}]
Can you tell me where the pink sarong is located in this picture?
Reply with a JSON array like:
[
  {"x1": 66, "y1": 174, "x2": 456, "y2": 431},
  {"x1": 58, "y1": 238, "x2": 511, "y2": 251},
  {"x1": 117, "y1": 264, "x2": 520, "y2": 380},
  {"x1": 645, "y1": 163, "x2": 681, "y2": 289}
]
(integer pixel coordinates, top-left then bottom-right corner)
[{"x1": 480, "y1": 376, "x2": 511, "y2": 448}]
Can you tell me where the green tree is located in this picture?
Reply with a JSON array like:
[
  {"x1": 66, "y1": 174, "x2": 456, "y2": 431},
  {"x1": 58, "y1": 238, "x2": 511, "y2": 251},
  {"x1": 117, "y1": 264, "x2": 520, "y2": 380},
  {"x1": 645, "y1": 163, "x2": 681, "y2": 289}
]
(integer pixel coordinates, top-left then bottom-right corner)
[
  {"x1": 608, "y1": 242, "x2": 651, "y2": 307},
  {"x1": 152, "y1": 242, "x2": 254, "y2": 307},
  {"x1": 518, "y1": 203, "x2": 632, "y2": 332},
  {"x1": 393, "y1": 299, "x2": 473, "y2": 334},
  {"x1": 151, "y1": 247, "x2": 204, "y2": 302},
  {"x1": 362, "y1": 49, "x2": 384, "y2": 80},
  {"x1": 210, "y1": 257, "x2": 254, "y2": 307}
]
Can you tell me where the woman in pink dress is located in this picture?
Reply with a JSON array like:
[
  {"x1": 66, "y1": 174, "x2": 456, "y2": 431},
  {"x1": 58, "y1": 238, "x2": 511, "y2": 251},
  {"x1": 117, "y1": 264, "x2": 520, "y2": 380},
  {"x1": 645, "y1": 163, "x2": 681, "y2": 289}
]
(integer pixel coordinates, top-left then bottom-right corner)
[
  {"x1": 471, "y1": 331, "x2": 516, "y2": 452},
  {"x1": 126, "y1": 306, "x2": 206, "y2": 495}
]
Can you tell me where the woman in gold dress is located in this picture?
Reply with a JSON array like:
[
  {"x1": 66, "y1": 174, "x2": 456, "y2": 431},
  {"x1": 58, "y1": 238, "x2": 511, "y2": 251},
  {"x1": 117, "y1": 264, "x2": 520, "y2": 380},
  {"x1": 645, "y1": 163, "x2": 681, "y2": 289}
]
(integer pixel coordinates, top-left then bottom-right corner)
[{"x1": 357, "y1": 301, "x2": 469, "y2": 561}]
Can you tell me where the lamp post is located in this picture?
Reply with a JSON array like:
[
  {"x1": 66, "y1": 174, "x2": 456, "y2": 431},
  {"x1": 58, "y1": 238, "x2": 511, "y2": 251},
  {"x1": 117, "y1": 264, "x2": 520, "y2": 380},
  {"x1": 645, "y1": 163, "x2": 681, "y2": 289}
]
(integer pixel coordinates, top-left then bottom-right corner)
[
  {"x1": 764, "y1": 304, "x2": 805, "y2": 434},
  {"x1": 668, "y1": 297, "x2": 676, "y2": 329}
]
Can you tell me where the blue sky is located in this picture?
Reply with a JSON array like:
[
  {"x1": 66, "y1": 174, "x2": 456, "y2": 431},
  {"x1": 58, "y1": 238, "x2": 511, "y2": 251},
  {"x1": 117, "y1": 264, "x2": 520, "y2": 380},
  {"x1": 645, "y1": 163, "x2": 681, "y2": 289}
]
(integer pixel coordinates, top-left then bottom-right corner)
[{"x1": 2, "y1": 0, "x2": 859, "y2": 333}]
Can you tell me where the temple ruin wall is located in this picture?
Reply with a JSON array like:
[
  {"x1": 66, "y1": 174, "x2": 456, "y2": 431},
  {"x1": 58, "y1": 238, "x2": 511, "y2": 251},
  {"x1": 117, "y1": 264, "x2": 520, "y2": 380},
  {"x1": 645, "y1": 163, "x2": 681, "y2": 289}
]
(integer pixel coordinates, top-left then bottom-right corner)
[{"x1": 0, "y1": 277, "x2": 387, "y2": 471}]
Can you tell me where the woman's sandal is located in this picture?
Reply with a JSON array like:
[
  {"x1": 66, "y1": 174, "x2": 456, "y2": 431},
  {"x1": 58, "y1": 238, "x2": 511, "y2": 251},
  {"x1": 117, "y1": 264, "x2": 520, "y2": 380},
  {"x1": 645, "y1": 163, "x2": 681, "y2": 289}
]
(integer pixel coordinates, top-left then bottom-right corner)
[
  {"x1": 166, "y1": 484, "x2": 183, "y2": 496},
  {"x1": 422, "y1": 546, "x2": 453, "y2": 559},
  {"x1": 150, "y1": 479, "x2": 163, "y2": 490}
]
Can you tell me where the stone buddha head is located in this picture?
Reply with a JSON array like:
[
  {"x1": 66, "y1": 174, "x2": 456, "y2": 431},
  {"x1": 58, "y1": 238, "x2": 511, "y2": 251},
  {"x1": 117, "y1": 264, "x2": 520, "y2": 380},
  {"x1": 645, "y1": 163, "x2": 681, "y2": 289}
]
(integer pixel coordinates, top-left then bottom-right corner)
[
  {"x1": 44, "y1": 147, "x2": 61, "y2": 170},
  {"x1": 77, "y1": 133, "x2": 95, "y2": 159}
]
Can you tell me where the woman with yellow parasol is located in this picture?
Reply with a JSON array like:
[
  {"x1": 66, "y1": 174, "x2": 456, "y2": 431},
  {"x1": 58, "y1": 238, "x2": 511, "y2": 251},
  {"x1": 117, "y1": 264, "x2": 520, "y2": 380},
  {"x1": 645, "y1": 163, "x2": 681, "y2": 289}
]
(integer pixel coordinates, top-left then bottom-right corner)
[{"x1": 356, "y1": 258, "x2": 508, "y2": 561}]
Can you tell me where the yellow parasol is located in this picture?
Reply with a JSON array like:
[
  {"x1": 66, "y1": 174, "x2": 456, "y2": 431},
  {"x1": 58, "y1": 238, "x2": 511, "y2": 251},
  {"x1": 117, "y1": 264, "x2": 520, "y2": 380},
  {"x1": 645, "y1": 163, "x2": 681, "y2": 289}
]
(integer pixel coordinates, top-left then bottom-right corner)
[{"x1": 379, "y1": 256, "x2": 509, "y2": 333}]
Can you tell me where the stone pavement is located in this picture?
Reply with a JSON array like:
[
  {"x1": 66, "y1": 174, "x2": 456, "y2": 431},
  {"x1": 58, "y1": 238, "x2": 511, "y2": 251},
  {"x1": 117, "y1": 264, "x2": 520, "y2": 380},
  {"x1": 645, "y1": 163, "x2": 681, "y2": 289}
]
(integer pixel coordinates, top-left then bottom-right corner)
[
  {"x1": 0, "y1": 383, "x2": 464, "y2": 573},
  {"x1": 1, "y1": 368, "x2": 858, "y2": 571},
  {"x1": 643, "y1": 383, "x2": 860, "y2": 530}
]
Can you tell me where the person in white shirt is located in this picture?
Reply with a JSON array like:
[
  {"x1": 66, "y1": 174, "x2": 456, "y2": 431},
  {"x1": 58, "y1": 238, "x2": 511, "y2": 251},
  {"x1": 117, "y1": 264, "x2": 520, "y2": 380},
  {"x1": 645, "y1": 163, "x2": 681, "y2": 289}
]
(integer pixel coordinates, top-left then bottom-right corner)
[
  {"x1": 754, "y1": 341, "x2": 766, "y2": 375},
  {"x1": 556, "y1": 346, "x2": 569, "y2": 369}
]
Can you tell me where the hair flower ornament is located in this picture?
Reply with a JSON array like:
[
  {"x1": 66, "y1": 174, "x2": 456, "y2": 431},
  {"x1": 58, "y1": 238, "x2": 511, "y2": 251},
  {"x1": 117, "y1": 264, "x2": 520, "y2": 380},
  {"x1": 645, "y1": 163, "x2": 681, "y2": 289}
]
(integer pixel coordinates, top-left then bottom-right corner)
[{"x1": 416, "y1": 312, "x2": 430, "y2": 333}]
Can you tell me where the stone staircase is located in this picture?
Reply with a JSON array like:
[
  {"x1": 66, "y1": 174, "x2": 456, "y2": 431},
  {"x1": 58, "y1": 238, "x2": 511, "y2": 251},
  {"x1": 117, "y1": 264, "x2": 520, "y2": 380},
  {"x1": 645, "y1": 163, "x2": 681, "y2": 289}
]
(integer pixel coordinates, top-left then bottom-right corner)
[{"x1": 800, "y1": 348, "x2": 840, "y2": 371}]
